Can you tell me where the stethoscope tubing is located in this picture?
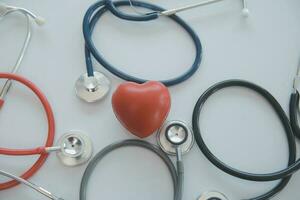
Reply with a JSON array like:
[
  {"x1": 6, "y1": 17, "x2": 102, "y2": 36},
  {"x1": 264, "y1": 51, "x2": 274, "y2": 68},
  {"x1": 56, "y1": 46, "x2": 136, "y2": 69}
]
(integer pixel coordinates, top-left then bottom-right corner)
[
  {"x1": 0, "y1": 73, "x2": 55, "y2": 190},
  {"x1": 83, "y1": 0, "x2": 202, "y2": 86},
  {"x1": 192, "y1": 80, "x2": 297, "y2": 200},
  {"x1": 80, "y1": 139, "x2": 181, "y2": 200},
  {"x1": 289, "y1": 91, "x2": 300, "y2": 139}
]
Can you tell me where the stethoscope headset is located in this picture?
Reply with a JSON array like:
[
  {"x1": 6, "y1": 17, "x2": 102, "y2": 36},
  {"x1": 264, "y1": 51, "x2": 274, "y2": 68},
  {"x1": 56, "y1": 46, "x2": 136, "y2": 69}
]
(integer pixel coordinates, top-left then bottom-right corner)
[
  {"x1": 75, "y1": 0, "x2": 250, "y2": 103},
  {"x1": 0, "y1": 4, "x2": 93, "y2": 199}
]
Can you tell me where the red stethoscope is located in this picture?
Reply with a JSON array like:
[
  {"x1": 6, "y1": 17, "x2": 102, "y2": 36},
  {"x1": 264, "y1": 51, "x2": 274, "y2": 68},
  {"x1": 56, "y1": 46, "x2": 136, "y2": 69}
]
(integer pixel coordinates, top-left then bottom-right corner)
[
  {"x1": 0, "y1": 4, "x2": 54, "y2": 190},
  {"x1": 0, "y1": 73, "x2": 55, "y2": 190},
  {"x1": 0, "y1": 4, "x2": 92, "y2": 191},
  {"x1": 0, "y1": 72, "x2": 93, "y2": 191}
]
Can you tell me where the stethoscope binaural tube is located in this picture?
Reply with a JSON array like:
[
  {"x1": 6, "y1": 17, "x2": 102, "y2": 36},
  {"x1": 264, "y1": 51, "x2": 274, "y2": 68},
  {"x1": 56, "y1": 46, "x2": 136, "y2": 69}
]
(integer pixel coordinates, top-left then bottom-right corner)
[
  {"x1": 192, "y1": 80, "x2": 298, "y2": 199},
  {"x1": 0, "y1": 170, "x2": 63, "y2": 200},
  {"x1": 0, "y1": 3, "x2": 45, "y2": 105},
  {"x1": 0, "y1": 73, "x2": 55, "y2": 190},
  {"x1": 104, "y1": 0, "x2": 250, "y2": 21}
]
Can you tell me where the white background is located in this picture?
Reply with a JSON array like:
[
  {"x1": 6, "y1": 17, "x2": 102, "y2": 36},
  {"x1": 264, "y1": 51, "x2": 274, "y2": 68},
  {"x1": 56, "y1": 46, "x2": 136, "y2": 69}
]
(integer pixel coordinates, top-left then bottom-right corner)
[{"x1": 0, "y1": 0, "x2": 300, "y2": 199}]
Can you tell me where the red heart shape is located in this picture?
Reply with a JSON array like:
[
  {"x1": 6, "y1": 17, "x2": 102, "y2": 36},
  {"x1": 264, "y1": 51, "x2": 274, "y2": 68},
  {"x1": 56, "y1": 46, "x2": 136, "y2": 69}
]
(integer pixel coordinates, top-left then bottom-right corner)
[{"x1": 112, "y1": 81, "x2": 171, "y2": 138}]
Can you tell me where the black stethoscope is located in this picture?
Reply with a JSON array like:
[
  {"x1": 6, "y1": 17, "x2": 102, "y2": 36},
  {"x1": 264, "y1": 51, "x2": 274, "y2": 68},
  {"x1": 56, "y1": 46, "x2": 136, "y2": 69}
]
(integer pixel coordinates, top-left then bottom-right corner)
[
  {"x1": 192, "y1": 60, "x2": 300, "y2": 199},
  {"x1": 75, "y1": 0, "x2": 249, "y2": 103}
]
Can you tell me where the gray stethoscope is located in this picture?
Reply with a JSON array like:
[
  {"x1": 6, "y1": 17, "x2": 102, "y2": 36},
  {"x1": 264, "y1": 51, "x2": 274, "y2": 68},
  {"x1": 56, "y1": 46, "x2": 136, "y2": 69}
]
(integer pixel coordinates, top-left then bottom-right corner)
[
  {"x1": 75, "y1": 0, "x2": 250, "y2": 103},
  {"x1": 79, "y1": 120, "x2": 194, "y2": 200},
  {"x1": 0, "y1": 4, "x2": 93, "y2": 200},
  {"x1": 79, "y1": 120, "x2": 228, "y2": 200}
]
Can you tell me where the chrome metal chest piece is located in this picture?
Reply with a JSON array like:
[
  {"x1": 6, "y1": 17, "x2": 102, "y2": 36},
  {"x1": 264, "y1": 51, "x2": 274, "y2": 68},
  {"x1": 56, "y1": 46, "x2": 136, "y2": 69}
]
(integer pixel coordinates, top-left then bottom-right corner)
[
  {"x1": 55, "y1": 131, "x2": 93, "y2": 166},
  {"x1": 75, "y1": 72, "x2": 110, "y2": 102},
  {"x1": 157, "y1": 120, "x2": 194, "y2": 156}
]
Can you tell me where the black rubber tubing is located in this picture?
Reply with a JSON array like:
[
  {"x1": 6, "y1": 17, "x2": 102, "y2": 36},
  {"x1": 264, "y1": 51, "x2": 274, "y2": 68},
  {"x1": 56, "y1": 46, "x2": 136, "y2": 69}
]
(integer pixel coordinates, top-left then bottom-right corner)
[
  {"x1": 192, "y1": 80, "x2": 297, "y2": 200},
  {"x1": 289, "y1": 92, "x2": 300, "y2": 139}
]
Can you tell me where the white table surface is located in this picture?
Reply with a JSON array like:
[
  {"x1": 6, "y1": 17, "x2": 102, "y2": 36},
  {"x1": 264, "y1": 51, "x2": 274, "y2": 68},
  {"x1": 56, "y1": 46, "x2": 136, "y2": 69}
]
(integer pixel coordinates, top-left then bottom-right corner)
[{"x1": 0, "y1": 0, "x2": 300, "y2": 199}]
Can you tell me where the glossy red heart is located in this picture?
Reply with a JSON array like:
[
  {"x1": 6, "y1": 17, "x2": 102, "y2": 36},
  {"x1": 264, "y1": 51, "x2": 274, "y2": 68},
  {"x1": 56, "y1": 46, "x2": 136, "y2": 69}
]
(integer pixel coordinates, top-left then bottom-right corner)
[{"x1": 112, "y1": 81, "x2": 171, "y2": 138}]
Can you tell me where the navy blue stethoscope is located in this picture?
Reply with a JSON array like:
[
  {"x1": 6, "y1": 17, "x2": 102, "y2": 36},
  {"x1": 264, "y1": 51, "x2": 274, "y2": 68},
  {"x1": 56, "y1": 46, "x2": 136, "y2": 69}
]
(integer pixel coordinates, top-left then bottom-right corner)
[{"x1": 75, "y1": 0, "x2": 250, "y2": 103}]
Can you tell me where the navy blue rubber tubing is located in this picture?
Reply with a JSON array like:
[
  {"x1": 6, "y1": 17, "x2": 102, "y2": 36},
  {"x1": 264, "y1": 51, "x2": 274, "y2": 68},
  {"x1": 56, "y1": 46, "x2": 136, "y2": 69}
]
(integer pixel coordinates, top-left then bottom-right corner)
[{"x1": 83, "y1": 0, "x2": 202, "y2": 86}]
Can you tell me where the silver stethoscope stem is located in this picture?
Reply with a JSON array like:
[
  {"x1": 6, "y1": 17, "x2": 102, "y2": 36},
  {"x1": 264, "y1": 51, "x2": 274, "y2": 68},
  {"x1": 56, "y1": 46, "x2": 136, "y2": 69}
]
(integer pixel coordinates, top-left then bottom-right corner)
[
  {"x1": 45, "y1": 146, "x2": 62, "y2": 153},
  {"x1": 242, "y1": 0, "x2": 247, "y2": 8},
  {"x1": 0, "y1": 14, "x2": 31, "y2": 100},
  {"x1": 0, "y1": 4, "x2": 45, "y2": 101},
  {"x1": 161, "y1": 0, "x2": 223, "y2": 16},
  {"x1": 175, "y1": 146, "x2": 182, "y2": 161},
  {"x1": 55, "y1": 131, "x2": 93, "y2": 166},
  {"x1": 157, "y1": 120, "x2": 194, "y2": 156},
  {"x1": 0, "y1": 170, "x2": 63, "y2": 200}
]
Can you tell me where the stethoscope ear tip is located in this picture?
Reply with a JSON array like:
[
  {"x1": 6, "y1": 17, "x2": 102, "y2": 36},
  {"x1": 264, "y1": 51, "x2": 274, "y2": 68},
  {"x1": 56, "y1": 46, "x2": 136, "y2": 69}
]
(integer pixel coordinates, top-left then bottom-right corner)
[
  {"x1": 242, "y1": 8, "x2": 250, "y2": 18},
  {"x1": 35, "y1": 16, "x2": 46, "y2": 26}
]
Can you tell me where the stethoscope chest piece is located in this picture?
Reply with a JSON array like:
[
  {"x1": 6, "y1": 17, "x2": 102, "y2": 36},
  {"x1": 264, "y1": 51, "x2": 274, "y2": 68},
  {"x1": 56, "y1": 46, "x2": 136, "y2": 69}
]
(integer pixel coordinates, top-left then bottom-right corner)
[
  {"x1": 55, "y1": 131, "x2": 93, "y2": 166},
  {"x1": 198, "y1": 191, "x2": 229, "y2": 200},
  {"x1": 157, "y1": 120, "x2": 194, "y2": 156},
  {"x1": 75, "y1": 71, "x2": 110, "y2": 102}
]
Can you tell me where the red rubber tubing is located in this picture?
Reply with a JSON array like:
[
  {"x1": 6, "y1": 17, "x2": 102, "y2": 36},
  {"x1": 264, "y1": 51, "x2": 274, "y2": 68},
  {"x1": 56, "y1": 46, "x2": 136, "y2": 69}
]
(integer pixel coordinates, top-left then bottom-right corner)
[{"x1": 0, "y1": 73, "x2": 55, "y2": 190}]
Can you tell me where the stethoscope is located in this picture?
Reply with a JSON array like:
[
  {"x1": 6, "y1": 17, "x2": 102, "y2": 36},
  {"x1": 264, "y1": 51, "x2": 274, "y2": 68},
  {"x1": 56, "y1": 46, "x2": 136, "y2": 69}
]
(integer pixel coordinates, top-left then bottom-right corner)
[
  {"x1": 79, "y1": 120, "x2": 194, "y2": 200},
  {"x1": 191, "y1": 59, "x2": 300, "y2": 200},
  {"x1": 0, "y1": 4, "x2": 93, "y2": 193},
  {"x1": 75, "y1": 0, "x2": 249, "y2": 103}
]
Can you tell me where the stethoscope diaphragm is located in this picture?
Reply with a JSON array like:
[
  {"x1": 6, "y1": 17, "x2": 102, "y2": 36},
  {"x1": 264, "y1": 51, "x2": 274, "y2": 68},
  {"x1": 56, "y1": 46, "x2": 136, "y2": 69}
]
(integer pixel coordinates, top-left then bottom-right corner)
[
  {"x1": 157, "y1": 120, "x2": 194, "y2": 156},
  {"x1": 55, "y1": 131, "x2": 93, "y2": 167},
  {"x1": 75, "y1": 71, "x2": 110, "y2": 102}
]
